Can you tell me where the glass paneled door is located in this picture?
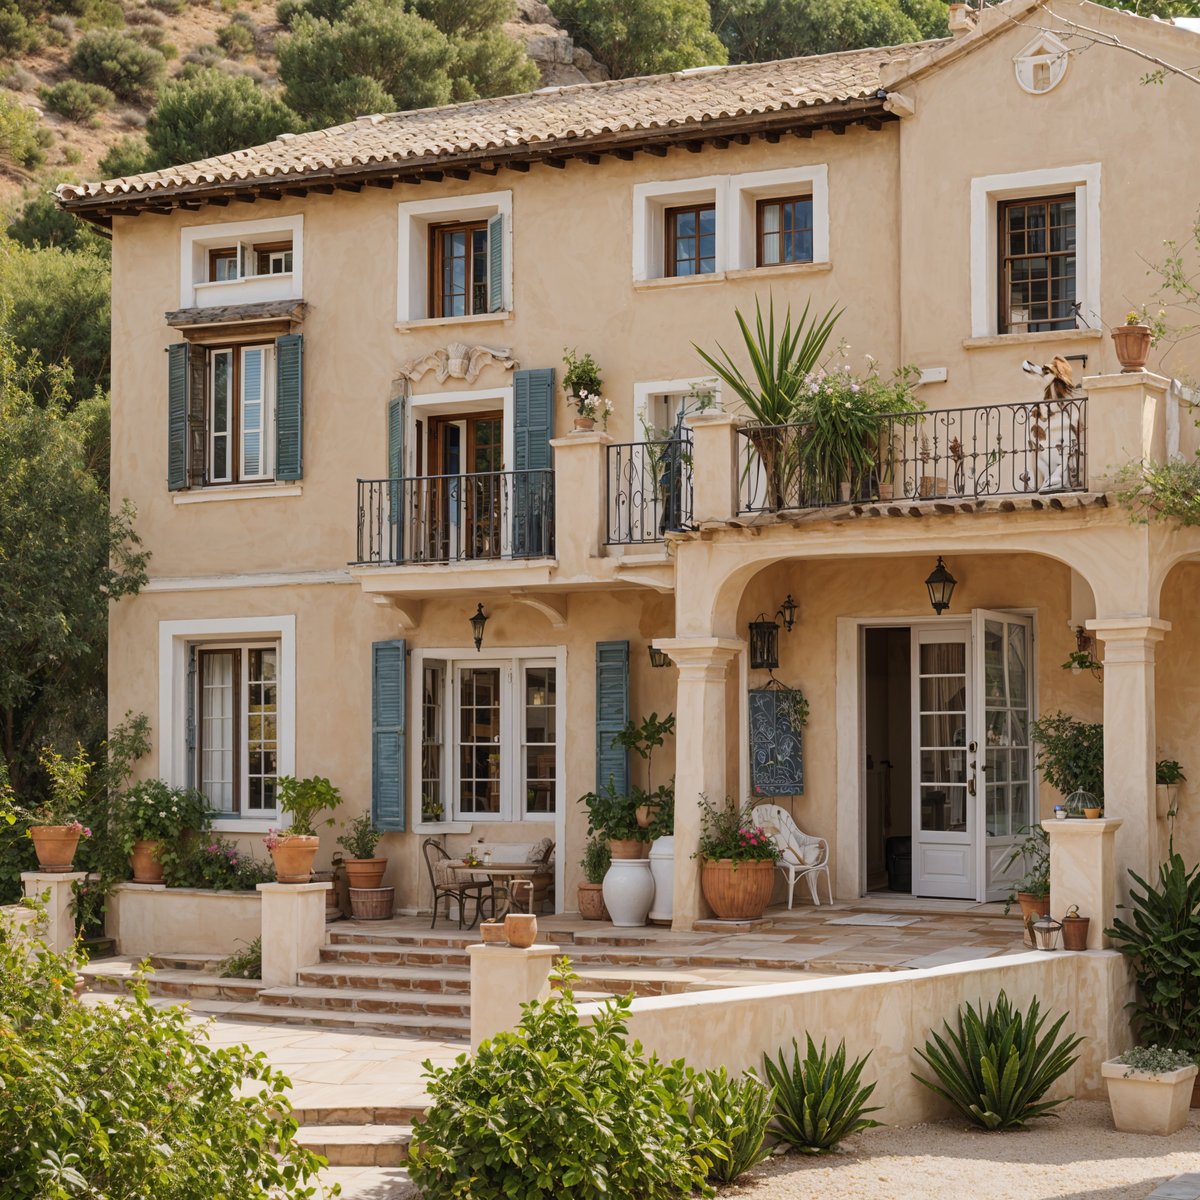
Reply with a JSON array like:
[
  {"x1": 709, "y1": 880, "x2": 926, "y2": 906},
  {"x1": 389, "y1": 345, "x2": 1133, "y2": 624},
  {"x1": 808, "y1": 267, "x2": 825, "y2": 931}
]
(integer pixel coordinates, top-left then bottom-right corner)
[
  {"x1": 973, "y1": 610, "x2": 1034, "y2": 901},
  {"x1": 911, "y1": 624, "x2": 974, "y2": 897}
]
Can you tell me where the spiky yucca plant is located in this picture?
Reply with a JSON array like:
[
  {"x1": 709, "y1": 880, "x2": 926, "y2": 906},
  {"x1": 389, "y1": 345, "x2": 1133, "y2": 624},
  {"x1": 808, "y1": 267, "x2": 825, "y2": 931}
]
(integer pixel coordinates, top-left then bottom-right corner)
[
  {"x1": 690, "y1": 1067, "x2": 775, "y2": 1183},
  {"x1": 762, "y1": 1035, "x2": 881, "y2": 1154},
  {"x1": 913, "y1": 991, "x2": 1082, "y2": 1130}
]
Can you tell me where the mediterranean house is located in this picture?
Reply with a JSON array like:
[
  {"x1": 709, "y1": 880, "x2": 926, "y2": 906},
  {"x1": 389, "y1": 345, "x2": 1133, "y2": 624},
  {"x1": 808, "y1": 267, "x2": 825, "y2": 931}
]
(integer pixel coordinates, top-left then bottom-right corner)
[{"x1": 58, "y1": 0, "x2": 1200, "y2": 931}]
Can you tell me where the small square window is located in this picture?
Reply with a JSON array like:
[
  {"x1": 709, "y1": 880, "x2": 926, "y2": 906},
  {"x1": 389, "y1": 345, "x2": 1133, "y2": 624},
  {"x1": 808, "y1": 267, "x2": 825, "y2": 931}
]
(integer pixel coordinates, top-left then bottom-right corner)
[
  {"x1": 756, "y1": 195, "x2": 814, "y2": 267},
  {"x1": 665, "y1": 203, "x2": 717, "y2": 277},
  {"x1": 209, "y1": 249, "x2": 239, "y2": 282}
]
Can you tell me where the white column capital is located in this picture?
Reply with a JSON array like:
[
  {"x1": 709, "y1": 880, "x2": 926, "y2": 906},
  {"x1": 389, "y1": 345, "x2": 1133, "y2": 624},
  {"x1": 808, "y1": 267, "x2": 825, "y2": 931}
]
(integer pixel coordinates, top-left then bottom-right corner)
[
  {"x1": 1088, "y1": 617, "x2": 1170, "y2": 664},
  {"x1": 654, "y1": 638, "x2": 742, "y2": 675}
]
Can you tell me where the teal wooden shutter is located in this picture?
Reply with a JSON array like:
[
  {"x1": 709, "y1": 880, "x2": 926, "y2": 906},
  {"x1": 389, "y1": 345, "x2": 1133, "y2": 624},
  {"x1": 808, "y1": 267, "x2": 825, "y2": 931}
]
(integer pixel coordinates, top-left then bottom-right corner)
[
  {"x1": 187, "y1": 344, "x2": 207, "y2": 488},
  {"x1": 387, "y1": 394, "x2": 405, "y2": 560},
  {"x1": 275, "y1": 333, "x2": 303, "y2": 481},
  {"x1": 371, "y1": 639, "x2": 407, "y2": 832},
  {"x1": 513, "y1": 368, "x2": 555, "y2": 555},
  {"x1": 487, "y1": 211, "x2": 504, "y2": 313},
  {"x1": 595, "y1": 640, "x2": 630, "y2": 795},
  {"x1": 167, "y1": 342, "x2": 188, "y2": 491}
]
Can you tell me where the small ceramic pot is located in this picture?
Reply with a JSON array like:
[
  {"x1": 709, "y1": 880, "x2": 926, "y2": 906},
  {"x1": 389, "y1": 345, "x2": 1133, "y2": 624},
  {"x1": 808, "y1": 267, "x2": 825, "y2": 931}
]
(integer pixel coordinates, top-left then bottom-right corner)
[
  {"x1": 1084, "y1": 807, "x2": 1103, "y2": 819},
  {"x1": 504, "y1": 912, "x2": 538, "y2": 948},
  {"x1": 1054, "y1": 806, "x2": 1067, "y2": 820},
  {"x1": 480, "y1": 920, "x2": 507, "y2": 944},
  {"x1": 129, "y1": 839, "x2": 164, "y2": 884}
]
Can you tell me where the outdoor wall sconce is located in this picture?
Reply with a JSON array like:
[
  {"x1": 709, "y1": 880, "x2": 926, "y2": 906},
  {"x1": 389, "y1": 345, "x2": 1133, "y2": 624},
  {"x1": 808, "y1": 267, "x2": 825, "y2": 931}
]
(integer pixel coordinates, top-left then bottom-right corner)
[
  {"x1": 469, "y1": 604, "x2": 489, "y2": 652},
  {"x1": 748, "y1": 614, "x2": 781, "y2": 670},
  {"x1": 778, "y1": 594, "x2": 798, "y2": 633},
  {"x1": 1063, "y1": 626, "x2": 1102, "y2": 679},
  {"x1": 925, "y1": 557, "x2": 957, "y2": 615},
  {"x1": 648, "y1": 645, "x2": 672, "y2": 669}
]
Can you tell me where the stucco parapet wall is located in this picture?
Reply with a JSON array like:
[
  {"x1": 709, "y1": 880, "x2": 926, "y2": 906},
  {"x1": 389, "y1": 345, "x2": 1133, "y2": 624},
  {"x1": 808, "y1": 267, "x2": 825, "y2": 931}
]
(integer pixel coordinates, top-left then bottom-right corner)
[{"x1": 107, "y1": 883, "x2": 261, "y2": 958}]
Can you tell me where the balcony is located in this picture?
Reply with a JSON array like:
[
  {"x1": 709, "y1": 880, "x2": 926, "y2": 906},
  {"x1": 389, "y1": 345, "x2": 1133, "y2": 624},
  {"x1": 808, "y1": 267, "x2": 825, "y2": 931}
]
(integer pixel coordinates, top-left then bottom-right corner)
[
  {"x1": 355, "y1": 470, "x2": 554, "y2": 566},
  {"x1": 606, "y1": 432, "x2": 695, "y2": 545},
  {"x1": 737, "y1": 398, "x2": 1089, "y2": 513}
]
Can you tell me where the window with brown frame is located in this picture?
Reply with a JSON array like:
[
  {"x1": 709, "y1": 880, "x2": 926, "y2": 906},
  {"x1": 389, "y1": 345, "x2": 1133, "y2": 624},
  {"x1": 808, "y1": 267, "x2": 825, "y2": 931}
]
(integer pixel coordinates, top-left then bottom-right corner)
[
  {"x1": 998, "y1": 195, "x2": 1077, "y2": 334},
  {"x1": 208, "y1": 247, "x2": 239, "y2": 282},
  {"x1": 756, "y1": 195, "x2": 814, "y2": 267},
  {"x1": 206, "y1": 239, "x2": 294, "y2": 282},
  {"x1": 429, "y1": 221, "x2": 489, "y2": 317},
  {"x1": 206, "y1": 342, "x2": 275, "y2": 485},
  {"x1": 665, "y1": 203, "x2": 717, "y2": 277}
]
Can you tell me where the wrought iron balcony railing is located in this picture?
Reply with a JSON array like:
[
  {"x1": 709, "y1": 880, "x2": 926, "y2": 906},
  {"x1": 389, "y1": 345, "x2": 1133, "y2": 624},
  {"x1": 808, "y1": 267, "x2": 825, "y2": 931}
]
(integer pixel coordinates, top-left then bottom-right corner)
[
  {"x1": 606, "y1": 432, "x2": 695, "y2": 545},
  {"x1": 355, "y1": 469, "x2": 555, "y2": 565},
  {"x1": 737, "y1": 398, "x2": 1088, "y2": 514}
]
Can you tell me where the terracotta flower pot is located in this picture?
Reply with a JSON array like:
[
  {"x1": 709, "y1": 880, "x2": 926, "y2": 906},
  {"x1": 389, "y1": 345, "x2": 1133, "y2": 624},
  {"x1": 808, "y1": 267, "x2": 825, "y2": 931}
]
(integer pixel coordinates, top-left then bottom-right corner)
[
  {"x1": 30, "y1": 825, "x2": 82, "y2": 873},
  {"x1": 700, "y1": 858, "x2": 776, "y2": 920},
  {"x1": 1017, "y1": 891, "x2": 1051, "y2": 947},
  {"x1": 343, "y1": 857, "x2": 387, "y2": 890},
  {"x1": 609, "y1": 837, "x2": 646, "y2": 860},
  {"x1": 129, "y1": 839, "x2": 164, "y2": 884},
  {"x1": 578, "y1": 881, "x2": 609, "y2": 920},
  {"x1": 1112, "y1": 324, "x2": 1152, "y2": 372},
  {"x1": 270, "y1": 835, "x2": 320, "y2": 883},
  {"x1": 480, "y1": 920, "x2": 507, "y2": 943},
  {"x1": 504, "y1": 912, "x2": 538, "y2": 948},
  {"x1": 1061, "y1": 915, "x2": 1090, "y2": 951},
  {"x1": 573, "y1": 415, "x2": 596, "y2": 432},
  {"x1": 1084, "y1": 807, "x2": 1103, "y2": 819}
]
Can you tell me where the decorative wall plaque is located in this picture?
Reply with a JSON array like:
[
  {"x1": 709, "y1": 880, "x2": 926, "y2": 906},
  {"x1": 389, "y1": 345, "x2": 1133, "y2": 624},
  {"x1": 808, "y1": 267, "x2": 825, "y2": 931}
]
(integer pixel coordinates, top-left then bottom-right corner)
[{"x1": 749, "y1": 686, "x2": 807, "y2": 798}]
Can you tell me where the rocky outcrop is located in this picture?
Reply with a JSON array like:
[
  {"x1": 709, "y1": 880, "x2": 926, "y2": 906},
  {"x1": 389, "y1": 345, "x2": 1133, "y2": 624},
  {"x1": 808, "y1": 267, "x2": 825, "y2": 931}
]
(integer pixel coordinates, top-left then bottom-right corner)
[{"x1": 504, "y1": 0, "x2": 609, "y2": 86}]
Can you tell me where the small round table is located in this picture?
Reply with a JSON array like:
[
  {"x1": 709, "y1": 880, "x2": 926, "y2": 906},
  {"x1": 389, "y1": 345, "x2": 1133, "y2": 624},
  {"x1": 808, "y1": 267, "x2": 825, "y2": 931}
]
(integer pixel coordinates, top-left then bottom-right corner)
[{"x1": 449, "y1": 862, "x2": 543, "y2": 919}]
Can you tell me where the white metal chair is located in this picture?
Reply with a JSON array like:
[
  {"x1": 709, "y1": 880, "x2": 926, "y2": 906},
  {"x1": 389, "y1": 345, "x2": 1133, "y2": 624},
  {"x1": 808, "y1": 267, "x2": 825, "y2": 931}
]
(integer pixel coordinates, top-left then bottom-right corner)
[{"x1": 750, "y1": 803, "x2": 832, "y2": 909}]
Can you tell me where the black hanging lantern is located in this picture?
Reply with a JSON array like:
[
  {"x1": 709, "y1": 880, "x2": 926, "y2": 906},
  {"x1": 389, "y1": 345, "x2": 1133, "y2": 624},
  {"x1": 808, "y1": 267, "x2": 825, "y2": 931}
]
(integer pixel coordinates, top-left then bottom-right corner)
[
  {"x1": 748, "y1": 614, "x2": 781, "y2": 670},
  {"x1": 469, "y1": 603, "x2": 489, "y2": 652},
  {"x1": 778, "y1": 594, "x2": 798, "y2": 633},
  {"x1": 648, "y1": 644, "x2": 671, "y2": 669},
  {"x1": 924, "y1": 557, "x2": 957, "y2": 616}
]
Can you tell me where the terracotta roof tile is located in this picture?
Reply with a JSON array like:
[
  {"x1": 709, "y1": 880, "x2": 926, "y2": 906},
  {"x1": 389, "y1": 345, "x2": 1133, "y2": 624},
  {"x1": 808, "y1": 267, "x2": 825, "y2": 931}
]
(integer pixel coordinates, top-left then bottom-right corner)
[{"x1": 57, "y1": 42, "x2": 938, "y2": 207}]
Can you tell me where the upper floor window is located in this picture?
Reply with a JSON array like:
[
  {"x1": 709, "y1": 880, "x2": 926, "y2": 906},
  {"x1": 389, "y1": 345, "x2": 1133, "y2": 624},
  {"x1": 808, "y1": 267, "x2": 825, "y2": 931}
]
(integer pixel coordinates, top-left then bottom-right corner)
[
  {"x1": 208, "y1": 343, "x2": 275, "y2": 485},
  {"x1": 181, "y1": 215, "x2": 303, "y2": 309},
  {"x1": 430, "y1": 221, "x2": 489, "y2": 318},
  {"x1": 998, "y1": 195, "x2": 1076, "y2": 334},
  {"x1": 666, "y1": 203, "x2": 717, "y2": 277},
  {"x1": 207, "y1": 239, "x2": 294, "y2": 284},
  {"x1": 757, "y1": 195, "x2": 813, "y2": 267}
]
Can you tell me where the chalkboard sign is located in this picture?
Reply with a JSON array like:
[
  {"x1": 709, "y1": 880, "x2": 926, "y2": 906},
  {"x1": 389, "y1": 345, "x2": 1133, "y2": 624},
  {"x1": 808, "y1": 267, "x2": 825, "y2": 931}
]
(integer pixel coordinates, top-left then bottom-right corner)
[{"x1": 749, "y1": 687, "x2": 806, "y2": 798}]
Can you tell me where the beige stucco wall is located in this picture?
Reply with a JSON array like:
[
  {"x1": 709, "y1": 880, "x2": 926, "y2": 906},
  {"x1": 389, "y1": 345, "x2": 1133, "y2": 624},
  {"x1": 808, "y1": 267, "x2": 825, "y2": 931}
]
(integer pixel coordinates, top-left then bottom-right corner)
[{"x1": 107, "y1": 884, "x2": 261, "y2": 957}]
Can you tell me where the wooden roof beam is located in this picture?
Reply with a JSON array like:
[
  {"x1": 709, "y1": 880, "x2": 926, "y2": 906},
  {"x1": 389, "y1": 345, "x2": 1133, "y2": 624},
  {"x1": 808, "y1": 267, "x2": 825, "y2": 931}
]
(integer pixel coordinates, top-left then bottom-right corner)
[
  {"x1": 505, "y1": 160, "x2": 530, "y2": 172},
  {"x1": 543, "y1": 157, "x2": 567, "y2": 168}
]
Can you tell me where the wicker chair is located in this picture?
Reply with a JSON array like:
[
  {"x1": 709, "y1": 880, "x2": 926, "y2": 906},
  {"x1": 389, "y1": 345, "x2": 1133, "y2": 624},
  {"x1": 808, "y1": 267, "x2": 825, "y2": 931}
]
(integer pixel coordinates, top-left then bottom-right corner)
[
  {"x1": 422, "y1": 840, "x2": 492, "y2": 929},
  {"x1": 750, "y1": 804, "x2": 832, "y2": 909}
]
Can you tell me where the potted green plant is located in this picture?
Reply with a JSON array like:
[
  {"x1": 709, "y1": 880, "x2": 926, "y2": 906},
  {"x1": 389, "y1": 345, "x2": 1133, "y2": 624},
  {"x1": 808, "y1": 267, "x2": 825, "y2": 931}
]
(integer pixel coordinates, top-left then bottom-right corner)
[
  {"x1": 562, "y1": 348, "x2": 610, "y2": 431},
  {"x1": 695, "y1": 796, "x2": 781, "y2": 920},
  {"x1": 118, "y1": 779, "x2": 210, "y2": 884},
  {"x1": 1003, "y1": 824, "x2": 1050, "y2": 944},
  {"x1": 265, "y1": 775, "x2": 341, "y2": 883},
  {"x1": 24, "y1": 745, "x2": 94, "y2": 873},
  {"x1": 336, "y1": 813, "x2": 387, "y2": 890},
  {"x1": 1030, "y1": 711, "x2": 1104, "y2": 811},
  {"x1": 1156, "y1": 759, "x2": 1185, "y2": 820},
  {"x1": 1102, "y1": 1046, "x2": 1198, "y2": 1135},
  {"x1": 578, "y1": 836, "x2": 610, "y2": 921},
  {"x1": 1112, "y1": 311, "x2": 1153, "y2": 373}
]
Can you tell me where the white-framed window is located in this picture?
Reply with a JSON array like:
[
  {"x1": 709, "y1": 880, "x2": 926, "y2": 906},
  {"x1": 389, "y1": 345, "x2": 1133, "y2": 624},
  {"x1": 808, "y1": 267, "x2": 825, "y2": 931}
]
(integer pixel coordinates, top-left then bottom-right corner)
[
  {"x1": 412, "y1": 648, "x2": 564, "y2": 825},
  {"x1": 208, "y1": 343, "x2": 275, "y2": 484},
  {"x1": 397, "y1": 190, "x2": 511, "y2": 324},
  {"x1": 179, "y1": 214, "x2": 303, "y2": 309},
  {"x1": 158, "y1": 616, "x2": 296, "y2": 833},
  {"x1": 969, "y1": 163, "x2": 1100, "y2": 338},
  {"x1": 632, "y1": 165, "x2": 830, "y2": 282}
]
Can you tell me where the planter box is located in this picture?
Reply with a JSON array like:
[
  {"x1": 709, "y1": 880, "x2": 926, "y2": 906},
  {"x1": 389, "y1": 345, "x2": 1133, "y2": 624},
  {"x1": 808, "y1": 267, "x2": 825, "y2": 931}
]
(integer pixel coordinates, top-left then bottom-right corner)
[
  {"x1": 1102, "y1": 1057, "x2": 1198, "y2": 1135},
  {"x1": 107, "y1": 884, "x2": 261, "y2": 958}
]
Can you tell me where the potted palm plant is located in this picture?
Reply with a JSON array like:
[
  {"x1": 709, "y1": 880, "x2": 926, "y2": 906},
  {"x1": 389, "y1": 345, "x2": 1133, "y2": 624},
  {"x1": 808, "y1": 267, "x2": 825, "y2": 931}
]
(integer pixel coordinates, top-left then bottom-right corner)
[{"x1": 265, "y1": 775, "x2": 341, "y2": 884}]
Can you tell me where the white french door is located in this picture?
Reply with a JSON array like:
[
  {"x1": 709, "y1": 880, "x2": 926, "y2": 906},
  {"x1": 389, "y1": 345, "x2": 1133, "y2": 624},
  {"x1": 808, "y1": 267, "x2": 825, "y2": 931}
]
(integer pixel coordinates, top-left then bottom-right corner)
[{"x1": 909, "y1": 610, "x2": 1034, "y2": 900}]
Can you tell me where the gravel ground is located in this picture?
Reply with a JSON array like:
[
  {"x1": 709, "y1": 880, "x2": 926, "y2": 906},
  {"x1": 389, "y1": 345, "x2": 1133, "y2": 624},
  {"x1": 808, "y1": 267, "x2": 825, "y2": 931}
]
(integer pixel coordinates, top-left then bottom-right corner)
[{"x1": 721, "y1": 1101, "x2": 1200, "y2": 1200}]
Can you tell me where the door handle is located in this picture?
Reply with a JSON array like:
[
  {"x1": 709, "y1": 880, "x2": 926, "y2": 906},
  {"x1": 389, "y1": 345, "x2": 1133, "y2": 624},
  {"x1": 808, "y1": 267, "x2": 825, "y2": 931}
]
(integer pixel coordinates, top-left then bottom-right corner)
[{"x1": 968, "y1": 760, "x2": 977, "y2": 796}]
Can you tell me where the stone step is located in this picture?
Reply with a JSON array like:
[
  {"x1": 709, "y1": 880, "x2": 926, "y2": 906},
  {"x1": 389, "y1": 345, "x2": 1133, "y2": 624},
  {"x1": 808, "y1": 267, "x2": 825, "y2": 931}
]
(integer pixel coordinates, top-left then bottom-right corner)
[
  {"x1": 321, "y1": 944, "x2": 472, "y2": 969},
  {"x1": 297, "y1": 1124, "x2": 413, "y2": 1167},
  {"x1": 291, "y1": 1102, "x2": 427, "y2": 1126},
  {"x1": 147, "y1": 953, "x2": 226, "y2": 972},
  {"x1": 259, "y1": 985, "x2": 471, "y2": 1019},
  {"x1": 81, "y1": 960, "x2": 265, "y2": 1003},
  {"x1": 224, "y1": 1002, "x2": 470, "y2": 1039},
  {"x1": 301, "y1": 962, "x2": 471, "y2": 994},
  {"x1": 318, "y1": 1165, "x2": 417, "y2": 1200}
]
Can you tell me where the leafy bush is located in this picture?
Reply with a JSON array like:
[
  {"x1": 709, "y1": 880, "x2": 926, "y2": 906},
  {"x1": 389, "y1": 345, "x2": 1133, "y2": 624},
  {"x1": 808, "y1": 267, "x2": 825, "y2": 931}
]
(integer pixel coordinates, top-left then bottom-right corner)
[
  {"x1": 762, "y1": 1035, "x2": 881, "y2": 1153},
  {"x1": 218, "y1": 19, "x2": 256, "y2": 57},
  {"x1": 1108, "y1": 853, "x2": 1200, "y2": 1052},
  {"x1": 99, "y1": 132, "x2": 151, "y2": 176},
  {"x1": 1116, "y1": 1045, "x2": 1197, "y2": 1074},
  {"x1": 913, "y1": 991, "x2": 1082, "y2": 1130},
  {"x1": 0, "y1": 92, "x2": 51, "y2": 170},
  {"x1": 126, "y1": 7, "x2": 167, "y2": 25},
  {"x1": 220, "y1": 935, "x2": 263, "y2": 979},
  {"x1": 147, "y1": 0, "x2": 186, "y2": 11},
  {"x1": 1030, "y1": 710, "x2": 1104, "y2": 801},
  {"x1": 690, "y1": 1066, "x2": 774, "y2": 1183},
  {"x1": 409, "y1": 980, "x2": 720, "y2": 1198},
  {"x1": 117, "y1": 778, "x2": 210, "y2": 852},
  {"x1": 165, "y1": 834, "x2": 276, "y2": 890},
  {"x1": 40, "y1": 79, "x2": 115, "y2": 121},
  {"x1": 0, "y1": 926, "x2": 326, "y2": 1196},
  {"x1": 70, "y1": 29, "x2": 166, "y2": 103},
  {"x1": 337, "y1": 812, "x2": 381, "y2": 859},
  {"x1": 276, "y1": 774, "x2": 341, "y2": 836},
  {"x1": 0, "y1": 2, "x2": 41, "y2": 58},
  {"x1": 578, "y1": 779, "x2": 648, "y2": 844}
]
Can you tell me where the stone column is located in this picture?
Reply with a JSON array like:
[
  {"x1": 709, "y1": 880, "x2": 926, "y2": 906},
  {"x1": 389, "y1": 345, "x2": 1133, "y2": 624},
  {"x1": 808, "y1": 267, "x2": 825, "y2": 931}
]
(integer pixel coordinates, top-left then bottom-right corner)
[
  {"x1": 257, "y1": 881, "x2": 330, "y2": 987},
  {"x1": 1087, "y1": 618, "x2": 1170, "y2": 901},
  {"x1": 21, "y1": 871, "x2": 87, "y2": 953},
  {"x1": 1043, "y1": 817, "x2": 1122, "y2": 949},
  {"x1": 655, "y1": 637, "x2": 741, "y2": 930},
  {"x1": 549, "y1": 431, "x2": 610, "y2": 574},
  {"x1": 467, "y1": 942, "x2": 561, "y2": 1051},
  {"x1": 685, "y1": 412, "x2": 745, "y2": 524},
  {"x1": 1081, "y1": 370, "x2": 1169, "y2": 490}
]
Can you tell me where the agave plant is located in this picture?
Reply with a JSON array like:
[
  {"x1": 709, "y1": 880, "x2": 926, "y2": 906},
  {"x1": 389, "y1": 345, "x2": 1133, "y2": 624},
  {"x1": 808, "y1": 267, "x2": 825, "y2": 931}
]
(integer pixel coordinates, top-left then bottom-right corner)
[
  {"x1": 695, "y1": 296, "x2": 842, "y2": 510},
  {"x1": 761, "y1": 1034, "x2": 881, "y2": 1154},
  {"x1": 690, "y1": 1066, "x2": 775, "y2": 1183},
  {"x1": 913, "y1": 991, "x2": 1082, "y2": 1130}
]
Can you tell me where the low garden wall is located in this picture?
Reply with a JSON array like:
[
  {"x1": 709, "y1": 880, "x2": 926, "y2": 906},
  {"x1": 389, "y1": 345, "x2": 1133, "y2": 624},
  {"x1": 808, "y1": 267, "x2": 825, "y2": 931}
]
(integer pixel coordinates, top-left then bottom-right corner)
[
  {"x1": 107, "y1": 884, "x2": 260, "y2": 958},
  {"x1": 577, "y1": 950, "x2": 1135, "y2": 1126}
]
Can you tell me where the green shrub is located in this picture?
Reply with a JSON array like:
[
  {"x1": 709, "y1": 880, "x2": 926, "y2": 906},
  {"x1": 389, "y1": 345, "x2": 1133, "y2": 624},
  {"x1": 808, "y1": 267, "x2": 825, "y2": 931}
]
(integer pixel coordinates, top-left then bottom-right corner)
[
  {"x1": 0, "y1": 92, "x2": 51, "y2": 169},
  {"x1": 220, "y1": 935, "x2": 263, "y2": 979},
  {"x1": 1029, "y1": 710, "x2": 1104, "y2": 801},
  {"x1": 913, "y1": 991, "x2": 1082, "y2": 1130},
  {"x1": 218, "y1": 19, "x2": 256, "y2": 56},
  {"x1": 0, "y1": 926, "x2": 325, "y2": 1196},
  {"x1": 337, "y1": 812, "x2": 381, "y2": 859},
  {"x1": 409, "y1": 979, "x2": 720, "y2": 1198},
  {"x1": 99, "y1": 132, "x2": 151, "y2": 176},
  {"x1": 690, "y1": 1066, "x2": 775, "y2": 1183},
  {"x1": 40, "y1": 79, "x2": 115, "y2": 121},
  {"x1": 147, "y1": 0, "x2": 186, "y2": 11},
  {"x1": 70, "y1": 28, "x2": 166, "y2": 103},
  {"x1": 1108, "y1": 853, "x2": 1200, "y2": 1053},
  {"x1": 165, "y1": 834, "x2": 276, "y2": 890},
  {"x1": 762, "y1": 1035, "x2": 881, "y2": 1153},
  {"x1": 0, "y1": 2, "x2": 41, "y2": 58}
]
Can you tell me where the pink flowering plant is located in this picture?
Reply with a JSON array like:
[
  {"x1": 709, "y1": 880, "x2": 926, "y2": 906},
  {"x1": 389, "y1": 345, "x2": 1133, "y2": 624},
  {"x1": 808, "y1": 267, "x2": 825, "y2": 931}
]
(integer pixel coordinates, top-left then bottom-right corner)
[
  {"x1": 695, "y1": 796, "x2": 781, "y2": 864},
  {"x1": 182, "y1": 836, "x2": 274, "y2": 891}
]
